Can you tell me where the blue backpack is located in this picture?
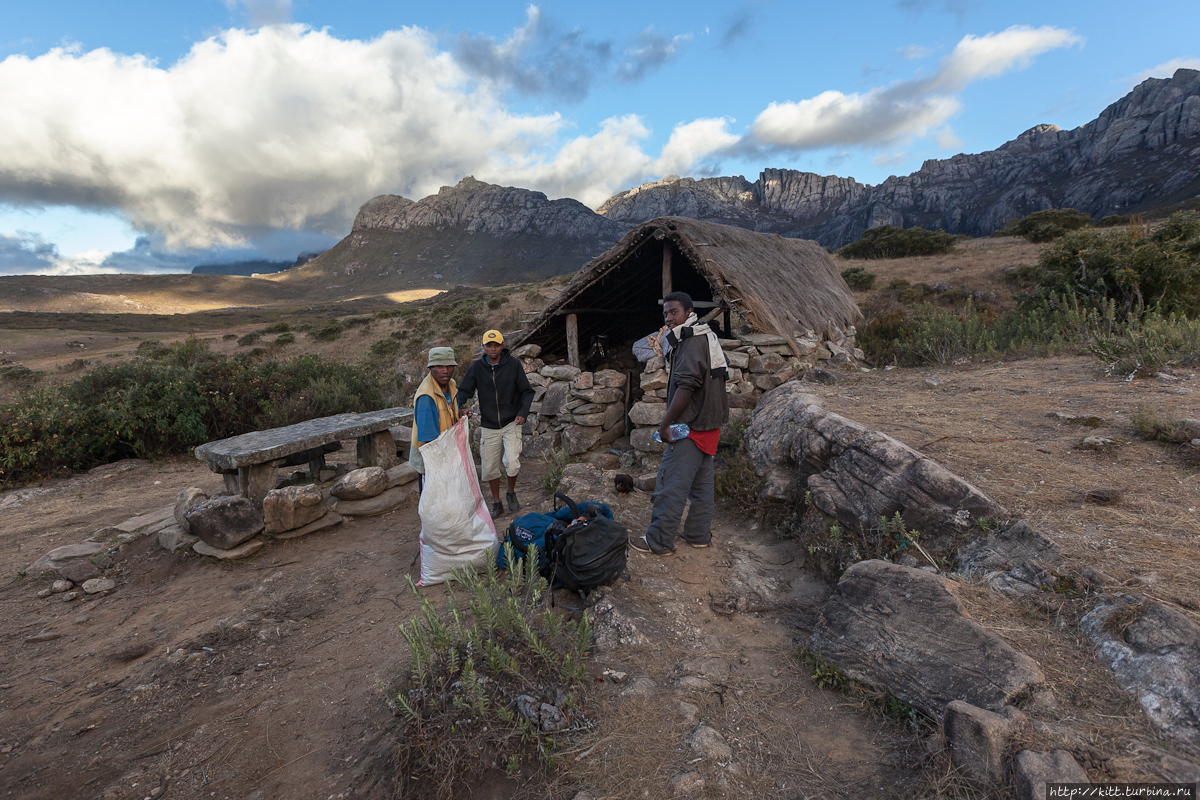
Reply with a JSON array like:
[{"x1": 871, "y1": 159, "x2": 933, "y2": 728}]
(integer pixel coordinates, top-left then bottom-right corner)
[{"x1": 496, "y1": 501, "x2": 614, "y2": 572}]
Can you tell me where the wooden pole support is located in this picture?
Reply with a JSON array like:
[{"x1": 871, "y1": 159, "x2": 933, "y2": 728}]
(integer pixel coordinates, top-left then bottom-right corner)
[
  {"x1": 566, "y1": 313, "x2": 580, "y2": 368},
  {"x1": 662, "y1": 242, "x2": 672, "y2": 296}
]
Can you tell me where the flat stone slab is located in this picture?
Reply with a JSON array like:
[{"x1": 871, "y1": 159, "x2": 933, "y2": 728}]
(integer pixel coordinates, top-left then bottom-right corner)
[
  {"x1": 46, "y1": 543, "x2": 104, "y2": 561},
  {"x1": 114, "y1": 506, "x2": 174, "y2": 533},
  {"x1": 194, "y1": 408, "x2": 413, "y2": 470},
  {"x1": 193, "y1": 538, "x2": 264, "y2": 560},
  {"x1": 276, "y1": 512, "x2": 343, "y2": 540}
]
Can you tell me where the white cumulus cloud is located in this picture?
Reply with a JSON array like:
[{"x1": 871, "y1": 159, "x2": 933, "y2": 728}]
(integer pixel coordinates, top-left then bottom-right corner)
[
  {"x1": 1128, "y1": 57, "x2": 1200, "y2": 87},
  {"x1": 747, "y1": 25, "x2": 1081, "y2": 152}
]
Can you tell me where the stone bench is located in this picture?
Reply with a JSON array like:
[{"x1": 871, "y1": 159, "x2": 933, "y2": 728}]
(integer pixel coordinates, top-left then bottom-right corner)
[{"x1": 194, "y1": 408, "x2": 413, "y2": 504}]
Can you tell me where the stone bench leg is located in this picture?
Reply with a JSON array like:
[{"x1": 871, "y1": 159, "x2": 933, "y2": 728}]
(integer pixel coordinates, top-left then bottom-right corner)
[
  {"x1": 357, "y1": 430, "x2": 399, "y2": 470},
  {"x1": 223, "y1": 464, "x2": 276, "y2": 506}
]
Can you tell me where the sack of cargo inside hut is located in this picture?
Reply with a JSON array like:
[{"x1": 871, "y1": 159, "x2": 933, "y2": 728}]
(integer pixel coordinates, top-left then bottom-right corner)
[
  {"x1": 509, "y1": 218, "x2": 867, "y2": 458},
  {"x1": 416, "y1": 418, "x2": 499, "y2": 586}
]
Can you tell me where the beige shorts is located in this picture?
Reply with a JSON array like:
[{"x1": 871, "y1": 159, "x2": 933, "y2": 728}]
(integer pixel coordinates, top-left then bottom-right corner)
[{"x1": 480, "y1": 421, "x2": 523, "y2": 481}]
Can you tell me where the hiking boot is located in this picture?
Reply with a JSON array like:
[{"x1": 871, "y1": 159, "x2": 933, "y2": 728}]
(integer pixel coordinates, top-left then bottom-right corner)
[
  {"x1": 506, "y1": 492, "x2": 520, "y2": 513},
  {"x1": 490, "y1": 501, "x2": 504, "y2": 518},
  {"x1": 630, "y1": 536, "x2": 672, "y2": 555}
]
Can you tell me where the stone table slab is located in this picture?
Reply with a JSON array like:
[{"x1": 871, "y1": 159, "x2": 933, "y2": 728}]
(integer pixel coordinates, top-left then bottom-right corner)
[{"x1": 194, "y1": 408, "x2": 413, "y2": 470}]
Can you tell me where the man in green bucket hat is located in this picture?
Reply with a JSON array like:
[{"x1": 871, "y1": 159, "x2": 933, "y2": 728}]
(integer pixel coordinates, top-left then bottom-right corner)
[{"x1": 409, "y1": 346, "x2": 462, "y2": 493}]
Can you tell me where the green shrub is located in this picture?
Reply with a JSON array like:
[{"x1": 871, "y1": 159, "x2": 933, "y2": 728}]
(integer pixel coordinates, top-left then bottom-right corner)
[
  {"x1": 450, "y1": 311, "x2": 483, "y2": 336},
  {"x1": 1089, "y1": 311, "x2": 1200, "y2": 377},
  {"x1": 343, "y1": 316, "x2": 371, "y2": 328},
  {"x1": 487, "y1": 297, "x2": 505, "y2": 310},
  {"x1": 135, "y1": 340, "x2": 168, "y2": 356},
  {"x1": 393, "y1": 558, "x2": 591, "y2": 797},
  {"x1": 237, "y1": 331, "x2": 263, "y2": 347},
  {"x1": 993, "y1": 208, "x2": 1092, "y2": 242},
  {"x1": 1098, "y1": 214, "x2": 1134, "y2": 228},
  {"x1": 262, "y1": 321, "x2": 290, "y2": 334},
  {"x1": 273, "y1": 332, "x2": 295, "y2": 346},
  {"x1": 1028, "y1": 212, "x2": 1200, "y2": 319},
  {"x1": 0, "y1": 365, "x2": 40, "y2": 385},
  {"x1": 837, "y1": 226, "x2": 957, "y2": 259},
  {"x1": 222, "y1": 333, "x2": 238, "y2": 341},
  {"x1": 369, "y1": 337, "x2": 404, "y2": 359},
  {"x1": 0, "y1": 340, "x2": 390, "y2": 486},
  {"x1": 840, "y1": 266, "x2": 877, "y2": 290},
  {"x1": 1131, "y1": 404, "x2": 1200, "y2": 444},
  {"x1": 308, "y1": 320, "x2": 345, "y2": 342}
]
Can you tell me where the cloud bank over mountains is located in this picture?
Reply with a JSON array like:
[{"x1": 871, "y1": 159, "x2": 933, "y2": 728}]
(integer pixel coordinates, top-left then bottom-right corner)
[{"x1": 0, "y1": 14, "x2": 1081, "y2": 273}]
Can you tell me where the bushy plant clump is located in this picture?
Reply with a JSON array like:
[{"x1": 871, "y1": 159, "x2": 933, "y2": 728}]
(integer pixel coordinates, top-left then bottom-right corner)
[
  {"x1": 1028, "y1": 212, "x2": 1200, "y2": 319},
  {"x1": 837, "y1": 226, "x2": 957, "y2": 259},
  {"x1": 393, "y1": 554, "x2": 591, "y2": 798},
  {"x1": 993, "y1": 208, "x2": 1093, "y2": 242},
  {"x1": 0, "y1": 339, "x2": 392, "y2": 486},
  {"x1": 840, "y1": 266, "x2": 877, "y2": 290}
]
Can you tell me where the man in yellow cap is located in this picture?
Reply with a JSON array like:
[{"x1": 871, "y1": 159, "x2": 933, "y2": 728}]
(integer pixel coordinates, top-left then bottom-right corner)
[
  {"x1": 410, "y1": 346, "x2": 462, "y2": 494},
  {"x1": 456, "y1": 330, "x2": 534, "y2": 517}
]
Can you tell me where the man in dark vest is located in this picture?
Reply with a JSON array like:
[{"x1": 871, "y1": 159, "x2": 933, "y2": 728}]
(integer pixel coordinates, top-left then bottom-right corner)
[
  {"x1": 632, "y1": 292, "x2": 729, "y2": 553},
  {"x1": 457, "y1": 330, "x2": 535, "y2": 518}
]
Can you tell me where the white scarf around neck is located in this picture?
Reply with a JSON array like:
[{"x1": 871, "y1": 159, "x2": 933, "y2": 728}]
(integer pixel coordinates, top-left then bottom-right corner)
[{"x1": 664, "y1": 311, "x2": 728, "y2": 377}]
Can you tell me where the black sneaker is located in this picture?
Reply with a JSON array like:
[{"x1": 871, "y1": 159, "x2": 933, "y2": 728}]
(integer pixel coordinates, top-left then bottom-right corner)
[
  {"x1": 506, "y1": 492, "x2": 520, "y2": 513},
  {"x1": 490, "y1": 501, "x2": 504, "y2": 519}
]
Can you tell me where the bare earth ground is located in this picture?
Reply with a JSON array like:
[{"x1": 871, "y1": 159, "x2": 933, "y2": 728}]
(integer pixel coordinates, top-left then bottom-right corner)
[{"x1": 1, "y1": 353, "x2": 1197, "y2": 798}]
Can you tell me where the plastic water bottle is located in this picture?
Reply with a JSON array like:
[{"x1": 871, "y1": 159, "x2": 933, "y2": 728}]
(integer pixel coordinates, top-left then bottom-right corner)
[{"x1": 653, "y1": 423, "x2": 690, "y2": 443}]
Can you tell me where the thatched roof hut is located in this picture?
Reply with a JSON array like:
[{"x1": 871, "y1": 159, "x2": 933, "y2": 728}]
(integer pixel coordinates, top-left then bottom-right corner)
[{"x1": 512, "y1": 216, "x2": 861, "y2": 363}]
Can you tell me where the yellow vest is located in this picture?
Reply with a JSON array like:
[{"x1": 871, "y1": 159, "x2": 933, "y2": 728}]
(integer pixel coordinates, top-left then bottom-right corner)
[{"x1": 409, "y1": 373, "x2": 460, "y2": 473}]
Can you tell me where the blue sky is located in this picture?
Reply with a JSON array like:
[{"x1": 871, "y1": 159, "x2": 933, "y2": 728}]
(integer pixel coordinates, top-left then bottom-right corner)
[{"x1": 1, "y1": 0, "x2": 1197, "y2": 275}]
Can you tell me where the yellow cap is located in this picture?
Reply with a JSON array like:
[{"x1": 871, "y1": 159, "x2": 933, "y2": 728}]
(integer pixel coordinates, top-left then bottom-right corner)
[{"x1": 482, "y1": 330, "x2": 503, "y2": 345}]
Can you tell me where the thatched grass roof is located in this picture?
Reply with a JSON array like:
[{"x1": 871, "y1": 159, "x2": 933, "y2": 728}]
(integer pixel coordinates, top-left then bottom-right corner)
[{"x1": 512, "y1": 217, "x2": 861, "y2": 359}]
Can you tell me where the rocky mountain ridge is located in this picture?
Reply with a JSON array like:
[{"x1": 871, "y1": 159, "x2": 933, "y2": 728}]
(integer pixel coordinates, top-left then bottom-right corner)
[{"x1": 599, "y1": 69, "x2": 1200, "y2": 247}]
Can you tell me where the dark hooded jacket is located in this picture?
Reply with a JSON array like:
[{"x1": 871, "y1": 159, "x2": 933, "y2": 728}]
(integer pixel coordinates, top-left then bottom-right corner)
[{"x1": 456, "y1": 350, "x2": 535, "y2": 430}]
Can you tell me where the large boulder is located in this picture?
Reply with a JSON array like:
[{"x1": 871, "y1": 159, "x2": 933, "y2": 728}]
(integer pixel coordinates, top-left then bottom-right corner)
[
  {"x1": 629, "y1": 401, "x2": 667, "y2": 427},
  {"x1": 184, "y1": 496, "x2": 265, "y2": 550},
  {"x1": 807, "y1": 560, "x2": 1044, "y2": 719},
  {"x1": 1080, "y1": 596, "x2": 1200, "y2": 749},
  {"x1": 540, "y1": 364, "x2": 580, "y2": 381},
  {"x1": 331, "y1": 467, "x2": 388, "y2": 500},
  {"x1": 746, "y1": 382, "x2": 1003, "y2": 550},
  {"x1": 522, "y1": 433, "x2": 561, "y2": 460},
  {"x1": 1013, "y1": 750, "x2": 1089, "y2": 800},
  {"x1": 263, "y1": 484, "x2": 327, "y2": 534},
  {"x1": 540, "y1": 381, "x2": 572, "y2": 416},
  {"x1": 174, "y1": 487, "x2": 208, "y2": 533}
]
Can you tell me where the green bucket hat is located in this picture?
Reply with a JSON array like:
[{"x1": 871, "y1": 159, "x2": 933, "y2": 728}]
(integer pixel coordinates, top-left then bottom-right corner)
[{"x1": 426, "y1": 346, "x2": 458, "y2": 367}]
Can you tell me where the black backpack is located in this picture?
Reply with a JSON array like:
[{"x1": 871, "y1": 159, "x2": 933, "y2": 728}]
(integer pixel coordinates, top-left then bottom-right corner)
[{"x1": 545, "y1": 492, "x2": 629, "y2": 595}]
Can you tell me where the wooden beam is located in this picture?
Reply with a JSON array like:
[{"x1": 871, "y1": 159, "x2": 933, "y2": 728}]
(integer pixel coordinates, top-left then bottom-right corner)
[
  {"x1": 662, "y1": 242, "x2": 672, "y2": 296},
  {"x1": 554, "y1": 308, "x2": 636, "y2": 316},
  {"x1": 723, "y1": 306, "x2": 732, "y2": 339},
  {"x1": 657, "y1": 299, "x2": 724, "y2": 309},
  {"x1": 566, "y1": 313, "x2": 580, "y2": 368}
]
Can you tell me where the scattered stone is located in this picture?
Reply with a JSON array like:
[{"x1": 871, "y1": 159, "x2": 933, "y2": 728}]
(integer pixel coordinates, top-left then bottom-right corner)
[
  {"x1": 61, "y1": 591, "x2": 80, "y2": 602},
  {"x1": 185, "y1": 496, "x2": 264, "y2": 550},
  {"x1": 562, "y1": 425, "x2": 604, "y2": 455},
  {"x1": 682, "y1": 657, "x2": 730, "y2": 680},
  {"x1": 677, "y1": 701, "x2": 699, "y2": 722},
  {"x1": 174, "y1": 488, "x2": 208, "y2": 533},
  {"x1": 584, "y1": 452, "x2": 621, "y2": 471},
  {"x1": 1080, "y1": 596, "x2": 1200, "y2": 749},
  {"x1": 635, "y1": 473, "x2": 656, "y2": 492},
  {"x1": 57, "y1": 561, "x2": 100, "y2": 584},
  {"x1": 24, "y1": 631, "x2": 62, "y2": 643},
  {"x1": 629, "y1": 401, "x2": 667, "y2": 427},
  {"x1": 1013, "y1": 750, "x2": 1089, "y2": 800},
  {"x1": 516, "y1": 695, "x2": 568, "y2": 732},
  {"x1": 804, "y1": 367, "x2": 837, "y2": 385},
  {"x1": 193, "y1": 537, "x2": 265, "y2": 560},
  {"x1": 689, "y1": 725, "x2": 733, "y2": 760},
  {"x1": 669, "y1": 772, "x2": 705, "y2": 796},
  {"x1": 923, "y1": 376, "x2": 941, "y2": 388},
  {"x1": 807, "y1": 560, "x2": 1045, "y2": 719},
  {"x1": 262, "y1": 484, "x2": 327, "y2": 534},
  {"x1": 541, "y1": 364, "x2": 581, "y2": 381},
  {"x1": 276, "y1": 511, "x2": 343, "y2": 540},
  {"x1": 677, "y1": 676, "x2": 714, "y2": 692},
  {"x1": 158, "y1": 524, "x2": 200, "y2": 553},
  {"x1": 50, "y1": 579, "x2": 73, "y2": 593},
  {"x1": 943, "y1": 701, "x2": 1027, "y2": 785},
  {"x1": 602, "y1": 669, "x2": 628, "y2": 683},
  {"x1": 591, "y1": 599, "x2": 649, "y2": 651},
  {"x1": 334, "y1": 484, "x2": 415, "y2": 517},
  {"x1": 25, "y1": 542, "x2": 106, "y2": 578},
  {"x1": 619, "y1": 677, "x2": 656, "y2": 699},
  {"x1": 82, "y1": 578, "x2": 116, "y2": 595},
  {"x1": 36, "y1": 588, "x2": 53, "y2": 599},
  {"x1": 331, "y1": 467, "x2": 388, "y2": 500}
]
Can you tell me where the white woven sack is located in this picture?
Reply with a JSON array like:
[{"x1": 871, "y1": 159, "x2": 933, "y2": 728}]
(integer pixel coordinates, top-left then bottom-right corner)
[{"x1": 417, "y1": 417, "x2": 498, "y2": 585}]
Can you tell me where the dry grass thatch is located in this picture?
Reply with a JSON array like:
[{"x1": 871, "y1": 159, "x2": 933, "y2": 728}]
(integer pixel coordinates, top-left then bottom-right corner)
[{"x1": 513, "y1": 217, "x2": 862, "y2": 359}]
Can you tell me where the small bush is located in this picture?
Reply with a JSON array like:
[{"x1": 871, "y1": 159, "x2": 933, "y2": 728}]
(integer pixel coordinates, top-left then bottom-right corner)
[
  {"x1": 1098, "y1": 214, "x2": 1135, "y2": 228},
  {"x1": 539, "y1": 447, "x2": 575, "y2": 494},
  {"x1": 1089, "y1": 311, "x2": 1200, "y2": 377},
  {"x1": 838, "y1": 226, "x2": 957, "y2": 259},
  {"x1": 369, "y1": 337, "x2": 404, "y2": 359},
  {"x1": 0, "y1": 365, "x2": 40, "y2": 385},
  {"x1": 1131, "y1": 404, "x2": 1200, "y2": 444},
  {"x1": 273, "y1": 333, "x2": 295, "y2": 346},
  {"x1": 487, "y1": 297, "x2": 505, "y2": 310},
  {"x1": 450, "y1": 312, "x2": 484, "y2": 337},
  {"x1": 840, "y1": 266, "x2": 877, "y2": 290},
  {"x1": 393, "y1": 558, "x2": 591, "y2": 798},
  {"x1": 262, "y1": 321, "x2": 290, "y2": 334},
  {"x1": 136, "y1": 340, "x2": 168, "y2": 356},
  {"x1": 57, "y1": 358, "x2": 92, "y2": 374},
  {"x1": 308, "y1": 320, "x2": 345, "y2": 342},
  {"x1": 344, "y1": 316, "x2": 371, "y2": 328},
  {"x1": 222, "y1": 333, "x2": 238, "y2": 340},
  {"x1": 237, "y1": 331, "x2": 263, "y2": 347},
  {"x1": 994, "y1": 208, "x2": 1092, "y2": 242}
]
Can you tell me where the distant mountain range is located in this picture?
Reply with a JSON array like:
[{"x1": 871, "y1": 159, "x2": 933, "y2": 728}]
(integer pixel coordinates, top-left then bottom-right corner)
[
  {"x1": 192, "y1": 253, "x2": 320, "y2": 276},
  {"x1": 285, "y1": 69, "x2": 1200, "y2": 292}
]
